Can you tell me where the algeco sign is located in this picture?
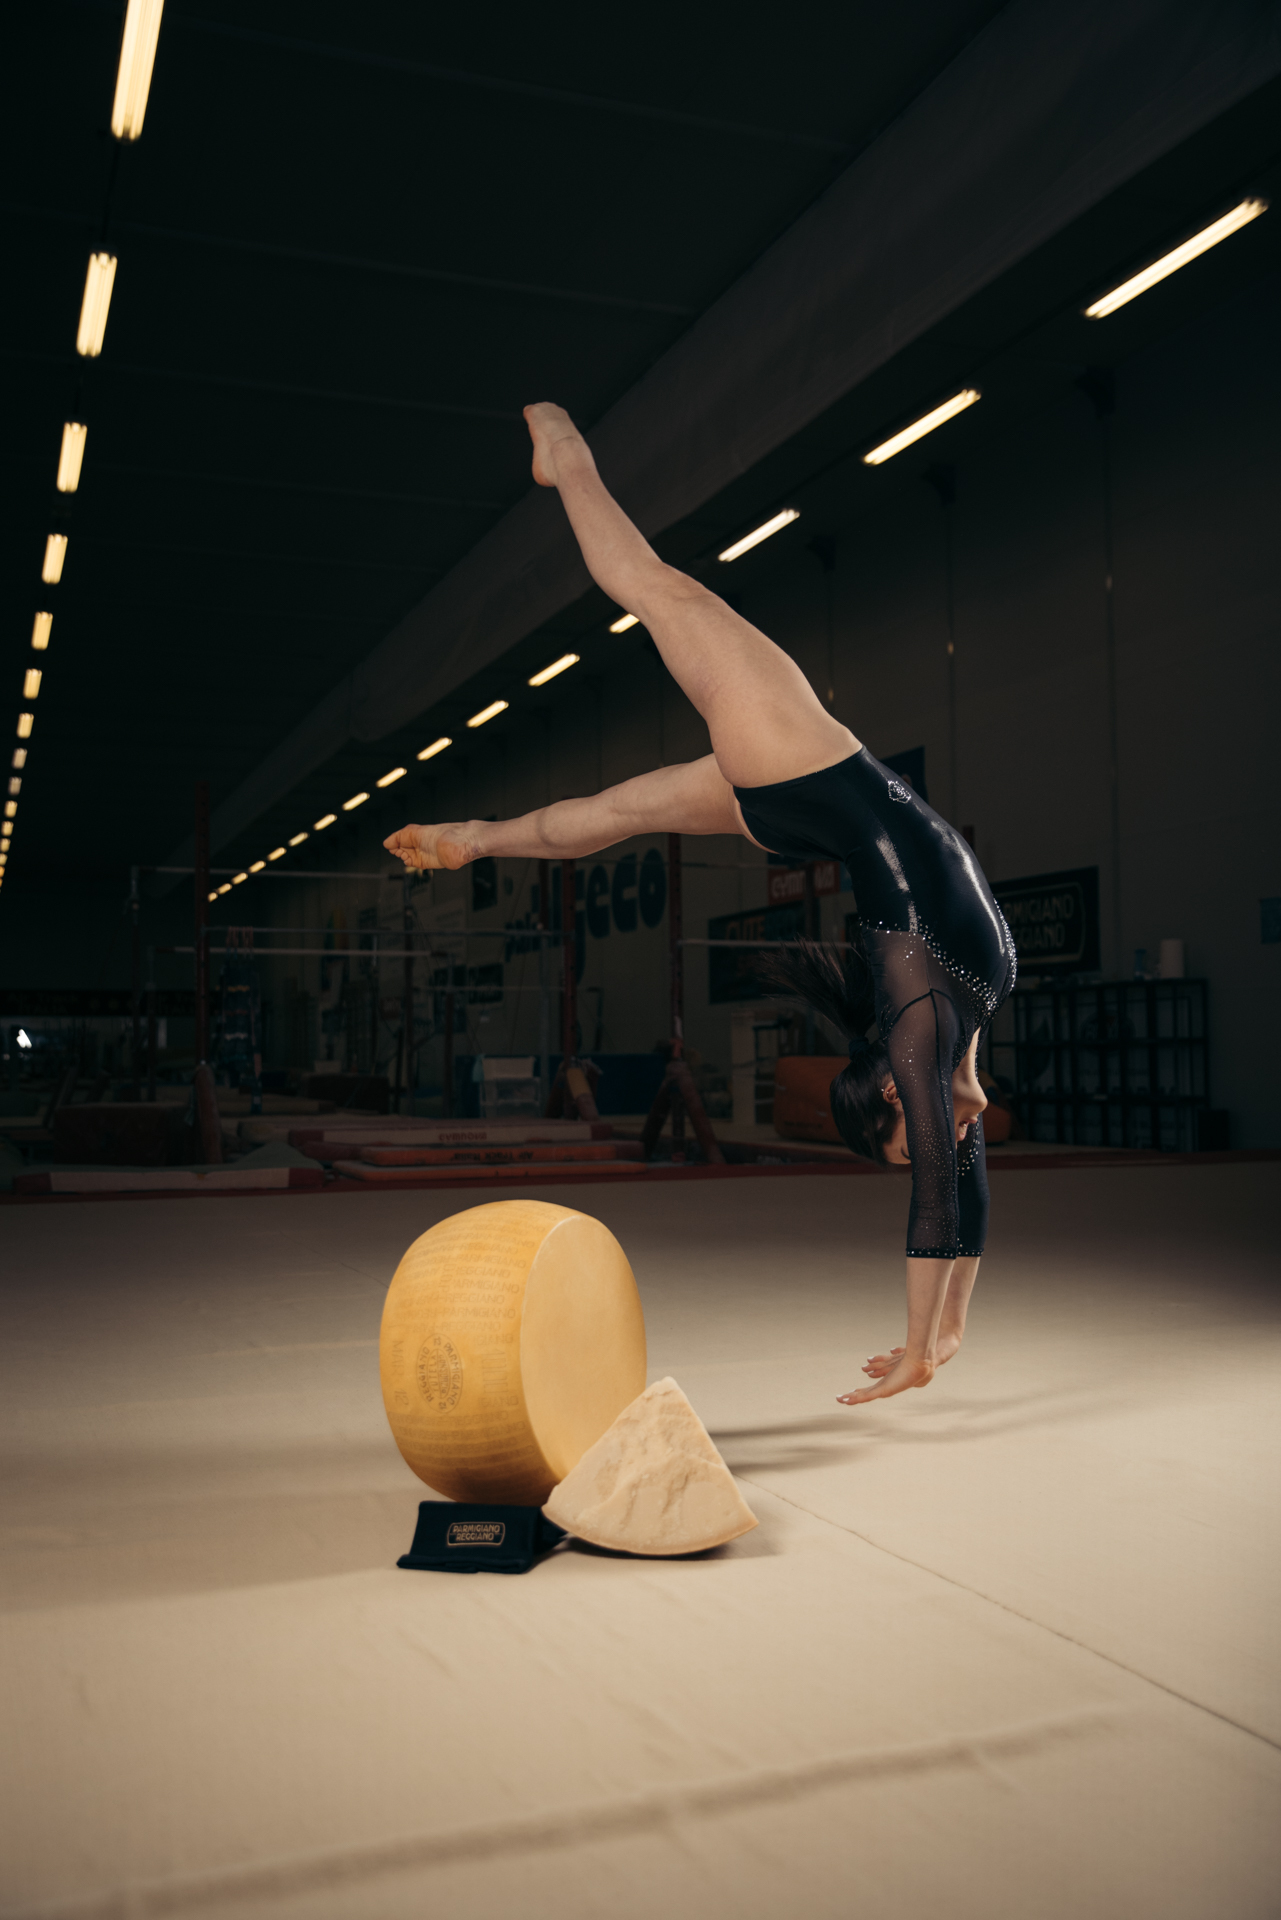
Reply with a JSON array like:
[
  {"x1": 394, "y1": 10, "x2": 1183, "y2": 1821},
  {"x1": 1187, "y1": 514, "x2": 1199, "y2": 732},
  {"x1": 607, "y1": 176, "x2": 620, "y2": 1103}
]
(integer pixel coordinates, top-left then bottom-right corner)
[{"x1": 991, "y1": 866, "x2": 1100, "y2": 974}]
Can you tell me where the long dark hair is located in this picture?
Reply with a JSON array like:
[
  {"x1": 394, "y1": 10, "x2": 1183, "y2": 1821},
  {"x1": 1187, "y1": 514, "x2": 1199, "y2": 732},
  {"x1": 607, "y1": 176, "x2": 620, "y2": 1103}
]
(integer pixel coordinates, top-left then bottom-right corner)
[{"x1": 761, "y1": 934, "x2": 895, "y2": 1165}]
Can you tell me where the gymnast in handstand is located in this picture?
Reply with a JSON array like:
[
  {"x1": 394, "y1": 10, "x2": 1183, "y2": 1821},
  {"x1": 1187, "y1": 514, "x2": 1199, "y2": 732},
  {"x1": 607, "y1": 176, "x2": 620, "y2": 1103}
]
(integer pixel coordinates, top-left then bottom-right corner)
[{"x1": 386, "y1": 404, "x2": 1017, "y2": 1405}]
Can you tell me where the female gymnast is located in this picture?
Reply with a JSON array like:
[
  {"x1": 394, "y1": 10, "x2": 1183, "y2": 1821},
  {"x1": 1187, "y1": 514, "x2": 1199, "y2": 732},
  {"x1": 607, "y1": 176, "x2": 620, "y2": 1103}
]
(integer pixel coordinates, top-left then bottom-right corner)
[{"x1": 385, "y1": 403, "x2": 1017, "y2": 1406}]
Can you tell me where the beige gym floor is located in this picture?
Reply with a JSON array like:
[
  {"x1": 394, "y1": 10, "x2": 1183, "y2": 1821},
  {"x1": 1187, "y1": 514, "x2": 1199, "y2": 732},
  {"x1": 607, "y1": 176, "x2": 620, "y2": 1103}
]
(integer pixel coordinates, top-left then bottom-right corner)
[{"x1": 2, "y1": 1166, "x2": 1278, "y2": 1919}]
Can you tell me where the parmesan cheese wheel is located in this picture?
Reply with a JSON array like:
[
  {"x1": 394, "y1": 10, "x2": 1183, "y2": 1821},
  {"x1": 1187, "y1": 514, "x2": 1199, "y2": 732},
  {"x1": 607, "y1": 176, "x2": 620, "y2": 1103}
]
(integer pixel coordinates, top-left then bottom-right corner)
[
  {"x1": 380, "y1": 1200, "x2": 647, "y2": 1504},
  {"x1": 543, "y1": 1377, "x2": 758, "y2": 1555}
]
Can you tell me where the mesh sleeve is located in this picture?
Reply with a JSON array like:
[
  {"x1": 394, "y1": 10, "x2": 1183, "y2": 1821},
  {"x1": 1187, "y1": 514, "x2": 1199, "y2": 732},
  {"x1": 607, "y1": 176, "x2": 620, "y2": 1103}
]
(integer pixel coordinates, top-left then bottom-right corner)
[
  {"x1": 955, "y1": 1110, "x2": 989, "y2": 1257},
  {"x1": 866, "y1": 929, "x2": 978, "y2": 1259}
]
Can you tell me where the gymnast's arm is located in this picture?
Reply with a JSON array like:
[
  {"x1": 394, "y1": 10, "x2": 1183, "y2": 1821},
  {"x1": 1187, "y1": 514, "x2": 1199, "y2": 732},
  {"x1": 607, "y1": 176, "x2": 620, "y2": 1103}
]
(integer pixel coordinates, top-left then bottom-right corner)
[
  {"x1": 884, "y1": 991, "x2": 964, "y2": 1258},
  {"x1": 955, "y1": 1108, "x2": 990, "y2": 1257},
  {"x1": 384, "y1": 755, "x2": 739, "y2": 870}
]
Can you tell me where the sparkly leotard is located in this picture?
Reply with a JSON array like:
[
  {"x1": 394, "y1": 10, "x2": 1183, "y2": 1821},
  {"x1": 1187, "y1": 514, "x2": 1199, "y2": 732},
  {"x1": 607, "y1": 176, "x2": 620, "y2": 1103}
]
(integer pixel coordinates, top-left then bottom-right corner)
[{"x1": 734, "y1": 748, "x2": 1016, "y2": 1258}]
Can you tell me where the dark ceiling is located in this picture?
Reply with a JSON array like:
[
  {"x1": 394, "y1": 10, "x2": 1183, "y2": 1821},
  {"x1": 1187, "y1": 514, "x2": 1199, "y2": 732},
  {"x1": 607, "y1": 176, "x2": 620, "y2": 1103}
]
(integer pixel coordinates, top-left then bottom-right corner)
[
  {"x1": 2, "y1": 0, "x2": 1009, "y2": 890},
  {"x1": 2, "y1": 1, "x2": 1279, "y2": 909}
]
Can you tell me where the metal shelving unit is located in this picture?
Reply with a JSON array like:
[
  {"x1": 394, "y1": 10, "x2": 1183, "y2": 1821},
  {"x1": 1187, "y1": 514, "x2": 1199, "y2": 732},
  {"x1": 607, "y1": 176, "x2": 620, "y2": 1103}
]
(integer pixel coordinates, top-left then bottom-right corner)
[{"x1": 991, "y1": 978, "x2": 1216, "y2": 1151}]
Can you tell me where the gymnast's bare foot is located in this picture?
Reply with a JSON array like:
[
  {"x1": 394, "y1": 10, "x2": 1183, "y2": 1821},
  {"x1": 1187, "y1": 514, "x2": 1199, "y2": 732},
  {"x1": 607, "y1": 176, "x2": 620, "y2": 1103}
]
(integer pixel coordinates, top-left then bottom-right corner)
[
  {"x1": 862, "y1": 1328, "x2": 963, "y2": 1379},
  {"x1": 524, "y1": 402, "x2": 593, "y2": 488},
  {"x1": 837, "y1": 1353, "x2": 935, "y2": 1405},
  {"x1": 383, "y1": 823, "x2": 476, "y2": 871}
]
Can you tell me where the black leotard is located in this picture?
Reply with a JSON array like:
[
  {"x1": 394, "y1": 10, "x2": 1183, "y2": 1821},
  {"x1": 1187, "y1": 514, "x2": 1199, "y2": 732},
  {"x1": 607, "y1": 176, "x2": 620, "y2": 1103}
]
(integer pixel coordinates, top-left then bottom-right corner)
[{"x1": 734, "y1": 748, "x2": 1016, "y2": 1258}]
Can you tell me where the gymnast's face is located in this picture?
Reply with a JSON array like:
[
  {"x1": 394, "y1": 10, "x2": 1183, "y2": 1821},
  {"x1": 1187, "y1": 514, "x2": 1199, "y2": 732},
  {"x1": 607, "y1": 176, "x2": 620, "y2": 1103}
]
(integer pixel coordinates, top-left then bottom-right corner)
[{"x1": 880, "y1": 1037, "x2": 988, "y2": 1165}]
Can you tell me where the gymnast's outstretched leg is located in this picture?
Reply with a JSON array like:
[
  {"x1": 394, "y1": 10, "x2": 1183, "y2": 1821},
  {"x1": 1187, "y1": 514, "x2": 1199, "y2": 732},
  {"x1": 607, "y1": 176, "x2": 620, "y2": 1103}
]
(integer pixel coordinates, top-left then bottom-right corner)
[{"x1": 521, "y1": 403, "x2": 856, "y2": 791}]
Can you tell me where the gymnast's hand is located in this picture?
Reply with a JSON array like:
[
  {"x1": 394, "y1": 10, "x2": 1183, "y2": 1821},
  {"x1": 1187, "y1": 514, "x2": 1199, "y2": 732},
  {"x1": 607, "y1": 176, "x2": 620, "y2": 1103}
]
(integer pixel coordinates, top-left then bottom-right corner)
[{"x1": 382, "y1": 823, "x2": 476, "y2": 871}]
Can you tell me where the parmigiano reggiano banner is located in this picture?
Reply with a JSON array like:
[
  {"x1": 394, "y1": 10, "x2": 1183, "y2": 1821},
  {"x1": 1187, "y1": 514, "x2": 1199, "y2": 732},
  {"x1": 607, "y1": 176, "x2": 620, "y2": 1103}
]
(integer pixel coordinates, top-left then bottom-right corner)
[{"x1": 380, "y1": 1200, "x2": 647, "y2": 1504}]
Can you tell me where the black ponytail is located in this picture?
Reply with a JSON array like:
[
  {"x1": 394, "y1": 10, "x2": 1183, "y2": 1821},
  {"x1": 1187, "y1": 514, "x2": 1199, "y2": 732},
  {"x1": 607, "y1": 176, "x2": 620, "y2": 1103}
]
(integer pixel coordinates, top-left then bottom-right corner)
[{"x1": 760, "y1": 933, "x2": 895, "y2": 1166}]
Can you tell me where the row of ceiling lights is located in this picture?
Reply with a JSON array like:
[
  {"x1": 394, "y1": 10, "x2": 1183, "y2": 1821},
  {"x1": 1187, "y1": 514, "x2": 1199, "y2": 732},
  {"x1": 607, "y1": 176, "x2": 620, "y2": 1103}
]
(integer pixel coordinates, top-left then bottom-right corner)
[
  {"x1": 206, "y1": 190, "x2": 1266, "y2": 901},
  {"x1": 208, "y1": 650, "x2": 587, "y2": 898},
  {"x1": 1, "y1": 0, "x2": 164, "y2": 899}
]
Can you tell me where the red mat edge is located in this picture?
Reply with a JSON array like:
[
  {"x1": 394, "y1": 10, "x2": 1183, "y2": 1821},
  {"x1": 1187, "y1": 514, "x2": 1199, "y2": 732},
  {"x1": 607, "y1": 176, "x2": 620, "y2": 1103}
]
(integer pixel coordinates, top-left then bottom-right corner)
[{"x1": 2, "y1": 1145, "x2": 1275, "y2": 1202}]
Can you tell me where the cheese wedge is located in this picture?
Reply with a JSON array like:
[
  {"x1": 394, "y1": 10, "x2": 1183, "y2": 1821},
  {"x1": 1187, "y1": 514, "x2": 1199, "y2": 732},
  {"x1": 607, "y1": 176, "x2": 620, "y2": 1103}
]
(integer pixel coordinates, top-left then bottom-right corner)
[
  {"x1": 380, "y1": 1200, "x2": 647, "y2": 1504},
  {"x1": 543, "y1": 1377, "x2": 758, "y2": 1555}
]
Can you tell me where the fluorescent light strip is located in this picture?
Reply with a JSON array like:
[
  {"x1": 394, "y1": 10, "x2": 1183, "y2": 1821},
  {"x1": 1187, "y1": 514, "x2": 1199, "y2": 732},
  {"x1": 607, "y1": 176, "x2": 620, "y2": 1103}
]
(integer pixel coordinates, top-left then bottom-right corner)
[
  {"x1": 217, "y1": 882, "x2": 231, "y2": 895},
  {"x1": 376, "y1": 766, "x2": 407, "y2": 787},
  {"x1": 467, "y1": 699, "x2": 508, "y2": 729},
  {"x1": 56, "y1": 423, "x2": 87, "y2": 493},
  {"x1": 31, "y1": 613, "x2": 52, "y2": 652},
  {"x1": 342, "y1": 792, "x2": 368, "y2": 810},
  {"x1": 417, "y1": 736, "x2": 452, "y2": 761},
  {"x1": 12, "y1": 750, "x2": 27, "y2": 769},
  {"x1": 528, "y1": 653, "x2": 579, "y2": 687},
  {"x1": 248, "y1": 860, "x2": 265, "y2": 873},
  {"x1": 862, "y1": 390, "x2": 980, "y2": 467},
  {"x1": 314, "y1": 813, "x2": 337, "y2": 830},
  {"x1": 7, "y1": 779, "x2": 19, "y2": 796},
  {"x1": 1085, "y1": 197, "x2": 1269, "y2": 318},
  {"x1": 42, "y1": 535, "x2": 67, "y2": 584},
  {"x1": 609, "y1": 613, "x2": 639, "y2": 633},
  {"x1": 76, "y1": 253, "x2": 118, "y2": 356},
  {"x1": 4, "y1": 801, "x2": 16, "y2": 820},
  {"x1": 17, "y1": 715, "x2": 33, "y2": 739},
  {"x1": 111, "y1": 0, "x2": 165, "y2": 140},
  {"x1": 207, "y1": 890, "x2": 217, "y2": 902},
  {"x1": 23, "y1": 669, "x2": 42, "y2": 700},
  {"x1": 718, "y1": 509, "x2": 800, "y2": 563},
  {"x1": 288, "y1": 831, "x2": 308, "y2": 846},
  {"x1": 267, "y1": 846, "x2": 285, "y2": 861},
  {"x1": 232, "y1": 871, "x2": 248, "y2": 885}
]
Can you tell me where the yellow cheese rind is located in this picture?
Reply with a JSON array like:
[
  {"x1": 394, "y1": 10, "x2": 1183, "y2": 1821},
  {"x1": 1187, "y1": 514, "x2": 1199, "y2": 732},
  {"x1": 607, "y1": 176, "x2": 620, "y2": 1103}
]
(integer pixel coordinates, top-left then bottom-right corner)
[
  {"x1": 379, "y1": 1200, "x2": 647, "y2": 1503},
  {"x1": 543, "y1": 1377, "x2": 758, "y2": 1555}
]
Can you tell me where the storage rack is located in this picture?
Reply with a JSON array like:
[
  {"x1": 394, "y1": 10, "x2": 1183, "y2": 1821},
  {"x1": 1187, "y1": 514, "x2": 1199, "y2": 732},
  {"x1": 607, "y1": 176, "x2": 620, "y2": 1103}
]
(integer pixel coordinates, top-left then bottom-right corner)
[{"x1": 991, "y1": 978, "x2": 1213, "y2": 1151}]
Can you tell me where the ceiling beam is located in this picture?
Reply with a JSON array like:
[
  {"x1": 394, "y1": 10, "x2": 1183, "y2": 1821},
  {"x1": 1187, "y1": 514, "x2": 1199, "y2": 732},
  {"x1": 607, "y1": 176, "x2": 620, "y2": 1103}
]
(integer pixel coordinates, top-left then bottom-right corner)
[
  {"x1": 0, "y1": 349, "x2": 521, "y2": 423},
  {"x1": 175, "y1": 19, "x2": 851, "y2": 156},
  {"x1": 164, "y1": 0, "x2": 1281, "y2": 876},
  {"x1": 2, "y1": 203, "x2": 695, "y2": 316}
]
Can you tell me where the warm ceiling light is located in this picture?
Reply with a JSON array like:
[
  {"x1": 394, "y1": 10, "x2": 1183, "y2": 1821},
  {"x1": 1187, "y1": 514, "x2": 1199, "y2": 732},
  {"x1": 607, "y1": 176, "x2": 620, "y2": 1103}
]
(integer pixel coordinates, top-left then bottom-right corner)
[
  {"x1": 314, "y1": 812, "x2": 337, "y2": 830},
  {"x1": 248, "y1": 859, "x2": 265, "y2": 873},
  {"x1": 7, "y1": 779, "x2": 19, "y2": 797},
  {"x1": 416, "y1": 736, "x2": 452, "y2": 761},
  {"x1": 718, "y1": 509, "x2": 800, "y2": 562},
  {"x1": 4, "y1": 801, "x2": 16, "y2": 820},
  {"x1": 56, "y1": 423, "x2": 88, "y2": 493},
  {"x1": 23, "y1": 669, "x2": 42, "y2": 700},
  {"x1": 12, "y1": 749, "x2": 26, "y2": 769},
  {"x1": 862, "y1": 391, "x2": 980, "y2": 466},
  {"x1": 16, "y1": 714, "x2": 33, "y2": 739},
  {"x1": 42, "y1": 535, "x2": 67, "y2": 584},
  {"x1": 76, "y1": 253, "x2": 118, "y2": 356},
  {"x1": 0, "y1": 838, "x2": 9, "y2": 854},
  {"x1": 31, "y1": 613, "x2": 52, "y2": 652},
  {"x1": 1084, "y1": 197, "x2": 1269, "y2": 318},
  {"x1": 528, "y1": 653, "x2": 580, "y2": 687},
  {"x1": 609, "y1": 613, "x2": 639, "y2": 633},
  {"x1": 376, "y1": 767, "x2": 407, "y2": 787},
  {"x1": 267, "y1": 845, "x2": 286, "y2": 861},
  {"x1": 467, "y1": 699, "x2": 508, "y2": 729},
  {"x1": 217, "y1": 882, "x2": 231, "y2": 894},
  {"x1": 342, "y1": 791, "x2": 369, "y2": 810},
  {"x1": 111, "y1": 0, "x2": 165, "y2": 139},
  {"x1": 232, "y1": 871, "x2": 247, "y2": 885},
  {"x1": 207, "y1": 889, "x2": 217, "y2": 902},
  {"x1": 288, "y1": 830, "x2": 308, "y2": 846}
]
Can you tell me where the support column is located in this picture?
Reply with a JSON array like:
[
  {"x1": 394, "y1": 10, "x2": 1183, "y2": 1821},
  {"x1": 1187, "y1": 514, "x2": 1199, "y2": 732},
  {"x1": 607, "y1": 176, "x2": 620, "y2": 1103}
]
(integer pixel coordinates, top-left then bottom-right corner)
[
  {"x1": 193, "y1": 782, "x2": 210, "y2": 1066},
  {"x1": 129, "y1": 865, "x2": 142, "y2": 1099},
  {"x1": 668, "y1": 833, "x2": 685, "y2": 1141},
  {"x1": 561, "y1": 856, "x2": 577, "y2": 1064}
]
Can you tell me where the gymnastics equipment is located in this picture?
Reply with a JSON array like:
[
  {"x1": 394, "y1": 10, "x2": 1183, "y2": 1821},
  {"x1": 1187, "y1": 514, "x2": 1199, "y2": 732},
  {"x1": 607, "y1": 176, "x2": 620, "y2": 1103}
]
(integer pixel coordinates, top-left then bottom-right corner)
[
  {"x1": 380, "y1": 1199, "x2": 647, "y2": 1504},
  {"x1": 543, "y1": 1376, "x2": 758, "y2": 1555}
]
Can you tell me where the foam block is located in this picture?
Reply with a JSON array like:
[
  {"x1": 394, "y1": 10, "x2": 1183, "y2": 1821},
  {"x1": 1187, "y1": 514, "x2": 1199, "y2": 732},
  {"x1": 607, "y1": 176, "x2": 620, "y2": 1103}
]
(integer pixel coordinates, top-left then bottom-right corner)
[
  {"x1": 379, "y1": 1200, "x2": 647, "y2": 1504},
  {"x1": 543, "y1": 1377, "x2": 758, "y2": 1555}
]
